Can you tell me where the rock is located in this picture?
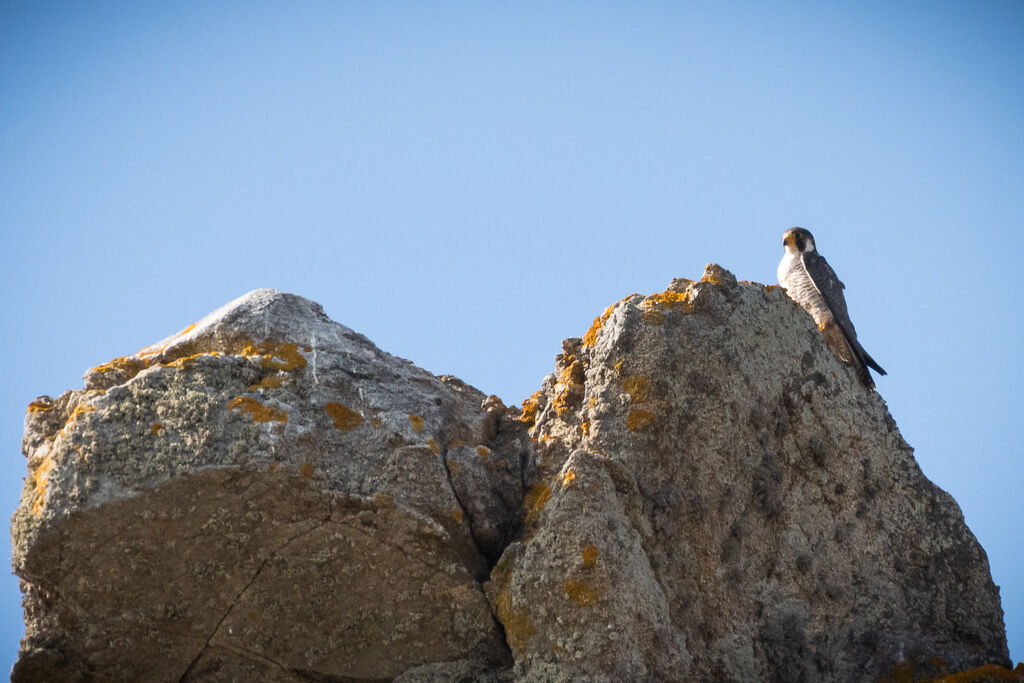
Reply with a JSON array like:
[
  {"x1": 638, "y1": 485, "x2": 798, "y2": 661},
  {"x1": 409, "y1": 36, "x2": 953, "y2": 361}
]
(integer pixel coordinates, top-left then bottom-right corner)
[
  {"x1": 491, "y1": 264, "x2": 1011, "y2": 681},
  {"x1": 12, "y1": 274, "x2": 1013, "y2": 681},
  {"x1": 13, "y1": 289, "x2": 523, "y2": 681}
]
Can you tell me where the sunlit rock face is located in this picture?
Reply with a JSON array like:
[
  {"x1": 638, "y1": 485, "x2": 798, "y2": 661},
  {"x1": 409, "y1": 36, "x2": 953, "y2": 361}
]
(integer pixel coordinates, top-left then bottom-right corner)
[
  {"x1": 12, "y1": 273, "x2": 1011, "y2": 682},
  {"x1": 495, "y1": 265, "x2": 1010, "y2": 681}
]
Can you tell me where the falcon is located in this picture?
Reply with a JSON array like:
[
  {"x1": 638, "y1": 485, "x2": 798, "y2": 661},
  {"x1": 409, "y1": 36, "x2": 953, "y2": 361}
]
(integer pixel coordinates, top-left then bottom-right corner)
[{"x1": 777, "y1": 227, "x2": 886, "y2": 388}]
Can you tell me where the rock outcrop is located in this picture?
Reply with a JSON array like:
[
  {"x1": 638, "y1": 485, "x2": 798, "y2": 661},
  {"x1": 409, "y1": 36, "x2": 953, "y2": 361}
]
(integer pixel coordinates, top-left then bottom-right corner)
[{"x1": 12, "y1": 268, "x2": 1014, "y2": 682}]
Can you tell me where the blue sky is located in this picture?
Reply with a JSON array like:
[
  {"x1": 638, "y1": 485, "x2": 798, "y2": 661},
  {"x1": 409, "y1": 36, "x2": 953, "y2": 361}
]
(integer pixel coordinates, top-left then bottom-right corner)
[{"x1": 2, "y1": 0, "x2": 1022, "y2": 672}]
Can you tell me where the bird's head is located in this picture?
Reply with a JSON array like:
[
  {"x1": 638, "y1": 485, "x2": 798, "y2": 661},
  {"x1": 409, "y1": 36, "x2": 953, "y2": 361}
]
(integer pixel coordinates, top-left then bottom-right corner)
[{"x1": 782, "y1": 227, "x2": 816, "y2": 254}]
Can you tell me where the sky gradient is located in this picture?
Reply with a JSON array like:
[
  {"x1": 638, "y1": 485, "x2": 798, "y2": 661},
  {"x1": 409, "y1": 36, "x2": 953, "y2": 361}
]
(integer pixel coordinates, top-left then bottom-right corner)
[{"x1": 2, "y1": 0, "x2": 1022, "y2": 672}]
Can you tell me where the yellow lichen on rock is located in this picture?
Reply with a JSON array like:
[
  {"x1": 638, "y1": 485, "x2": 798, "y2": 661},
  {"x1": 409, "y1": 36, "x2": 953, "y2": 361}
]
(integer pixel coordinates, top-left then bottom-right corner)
[
  {"x1": 427, "y1": 439, "x2": 441, "y2": 454},
  {"x1": 90, "y1": 356, "x2": 149, "y2": 378},
  {"x1": 27, "y1": 398, "x2": 55, "y2": 413},
  {"x1": 249, "y1": 375, "x2": 285, "y2": 391},
  {"x1": 524, "y1": 482, "x2": 552, "y2": 527},
  {"x1": 937, "y1": 663, "x2": 1024, "y2": 682},
  {"x1": 227, "y1": 396, "x2": 289, "y2": 423},
  {"x1": 65, "y1": 402, "x2": 96, "y2": 428},
  {"x1": 641, "y1": 291, "x2": 694, "y2": 324},
  {"x1": 701, "y1": 270, "x2": 723, "y2": 286},
  {"x1": 581, "y1": 544, "x2": 599, "y2": 567},
  {"x1": 627, "y1": 409, "x2": 656, "y2": 431},
  {"x1": 324, "y1": 402, "x2": 363, "y2": 431},
  {"x1": 552, "y1": 356, "x2": 585, "y2": 417},
  {"x1": 622, "y1": 376, "x2": 649, "y2": 404},
  {"x1": 408, "y1": 414, "x2": 425, "y2": 431},
  {"x1": 150, "y1": 423, "x2": 165, "y2": 436},
  {"x1": 564, "y1": 579, "x2": 599, "y2": 607},
  {"x1": 240, "y1": 340, "x2": 307, "y2": 372},
  {"x1": 28, "y1": 455, "x2": 56, "y2": 516},
  {"x1": 582, "y1": 305, "x2": 615, "y2": 348},
  {"x1": 562, "y1": 469, "x2": 576, "y2": 489},
  {"x1": 492, "y1": 586, "x2": 536, "y2": 656},
  {"x1": 476, "y1": 445, "x2": 491, "y2": 457},
  {"x1": 520, "y1": 392, "x2": 542, "y2": 426},
  {"x1": 642, "y1": 308, "x2": 664, "y2": 325},
  {"x1": 159, "y1": 351, "x2": 222, "y2": 370}
]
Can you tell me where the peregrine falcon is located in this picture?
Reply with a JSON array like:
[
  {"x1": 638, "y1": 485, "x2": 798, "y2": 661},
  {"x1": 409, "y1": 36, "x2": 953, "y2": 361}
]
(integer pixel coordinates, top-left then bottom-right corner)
[{"x1": 777, "y1": 227, "x2": 886, "y2": 388}]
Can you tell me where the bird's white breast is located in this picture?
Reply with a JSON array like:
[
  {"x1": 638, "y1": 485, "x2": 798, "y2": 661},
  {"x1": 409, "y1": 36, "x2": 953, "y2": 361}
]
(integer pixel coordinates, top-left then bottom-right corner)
[{"x1": 778, "y1": 252, "x2": 832, "y2": 326}]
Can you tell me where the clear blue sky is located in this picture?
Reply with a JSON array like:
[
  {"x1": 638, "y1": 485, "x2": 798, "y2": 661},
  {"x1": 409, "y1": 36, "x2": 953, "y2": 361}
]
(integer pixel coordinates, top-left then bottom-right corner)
[{"x1": 2, "y1": 0, "x2": 1021, "y2": 672}]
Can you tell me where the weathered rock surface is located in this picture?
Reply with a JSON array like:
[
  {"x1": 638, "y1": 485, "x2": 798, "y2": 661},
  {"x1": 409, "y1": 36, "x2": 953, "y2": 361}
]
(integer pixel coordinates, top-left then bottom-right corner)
[
  {"x1": 13, "y1": 271, "x2": 1013, "y2": 681},
  {"x1": 13, "y1": 290, "x2": 526, "y2": 681}
]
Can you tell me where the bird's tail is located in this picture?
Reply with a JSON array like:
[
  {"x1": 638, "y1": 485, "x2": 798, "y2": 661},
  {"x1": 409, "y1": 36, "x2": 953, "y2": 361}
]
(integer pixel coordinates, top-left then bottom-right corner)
[{"x1": 859, "y1": 348, "x2": 886, "y2": 376}]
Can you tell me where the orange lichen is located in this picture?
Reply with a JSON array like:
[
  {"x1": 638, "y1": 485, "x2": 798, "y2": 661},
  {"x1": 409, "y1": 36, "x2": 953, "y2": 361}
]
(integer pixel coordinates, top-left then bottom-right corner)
[
  {"x1": 552, "y1": 357, "x2": 585, "y2": 417},
  {"x1": 324, "y1": 402, "x2": 363, "y2": 431},
  {"x1": 519, "y1": 392, "x2": 542, "y2": 426},
  {"x1": 248, "y1": 374, "x2": 285, "y2": 391},
  {"x1": 627, "y1": 409, "x2": 656, "y2": 431},
  {"x1": 581, "y1": 544, "x2": 598, "y2": 567},
  {"x1": 581, "y1": 421, "x2": 590, "y2": 436},
  {"x1": 447, "y1": 460, "x2": 463, "y2": 476},
  {"x1": 451, "y1": 509, "x2": 464, "y2": 523},
  {"x1": 150, "y1": 423, "x2": 165, "y2": 435},
  {"x1": 582, "y1": 305, "x2": 615, "y2": 348},
  {"x1": 370, "y1": 418, "x2": 382, "y2": 427},
  {"x1": 268, "y1": 462, "x2": 280, "y2": 471},
  {"x1": 524, "y1": 482, "x2": 552, "y2": 527},
  {"x1": 27, "y1": 398, "x2": 55, "y2": 413},
  {"x1": 408, "y1": 414, "x2": 424, "y2": 431},
  {"x1": 476, "y1": 445, "x2": 491, "y2": 457},
  {"x1": 159, "y1": 351, "x2": 222, "y2": 370},
  {"x1": 90, "y1": 356, "x2": 149, "y2": 378},
  {"x1": 227, "y1": 396, "x2": 288, "y2": 423},
  {"x1": 427, "y1": 439, "x2": 441, "y2": 454},
  {"x1": 938, "y1": 663, "x2": 1024, "y2": 682},
  {"x1": 643, "y1": 290, "x2": 694, "y2": 318},
  {"x1": 564, "y1": 579, "x2": 599, "y2": 606},
  {"x1": 66, "y1": 402, "x2": 96, "y2": 427},
  {"x1": 642, "y1": 308, "x2": 664, "y2": 325},
  {"x1": 701, "y1": 270, "x2": 724, "y2": 286},
  {"x1": 135, "y1": 343, "x2": 165, "y2": 359},
  {"x1": 28, "y1": 456, "x2": 56, "y2": 516},
  {"x1": 878, "y1": 661, "x2": 914, "y2": 683},
  {"x1": 562, "y1": 469, "x2": 577, "y2": 488},
  {"x1": 240, "y1": 340, "x2": 307, "y2": 371},
  {"x1": 492, "y1": 586, "x2": 536, "y2": 656},
  {"x1": 298, "y1": 463, "x2": 314, "y2": 480},
  {"x1": 622, "y1": 376, "x2": 649, "y2": 403}
]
